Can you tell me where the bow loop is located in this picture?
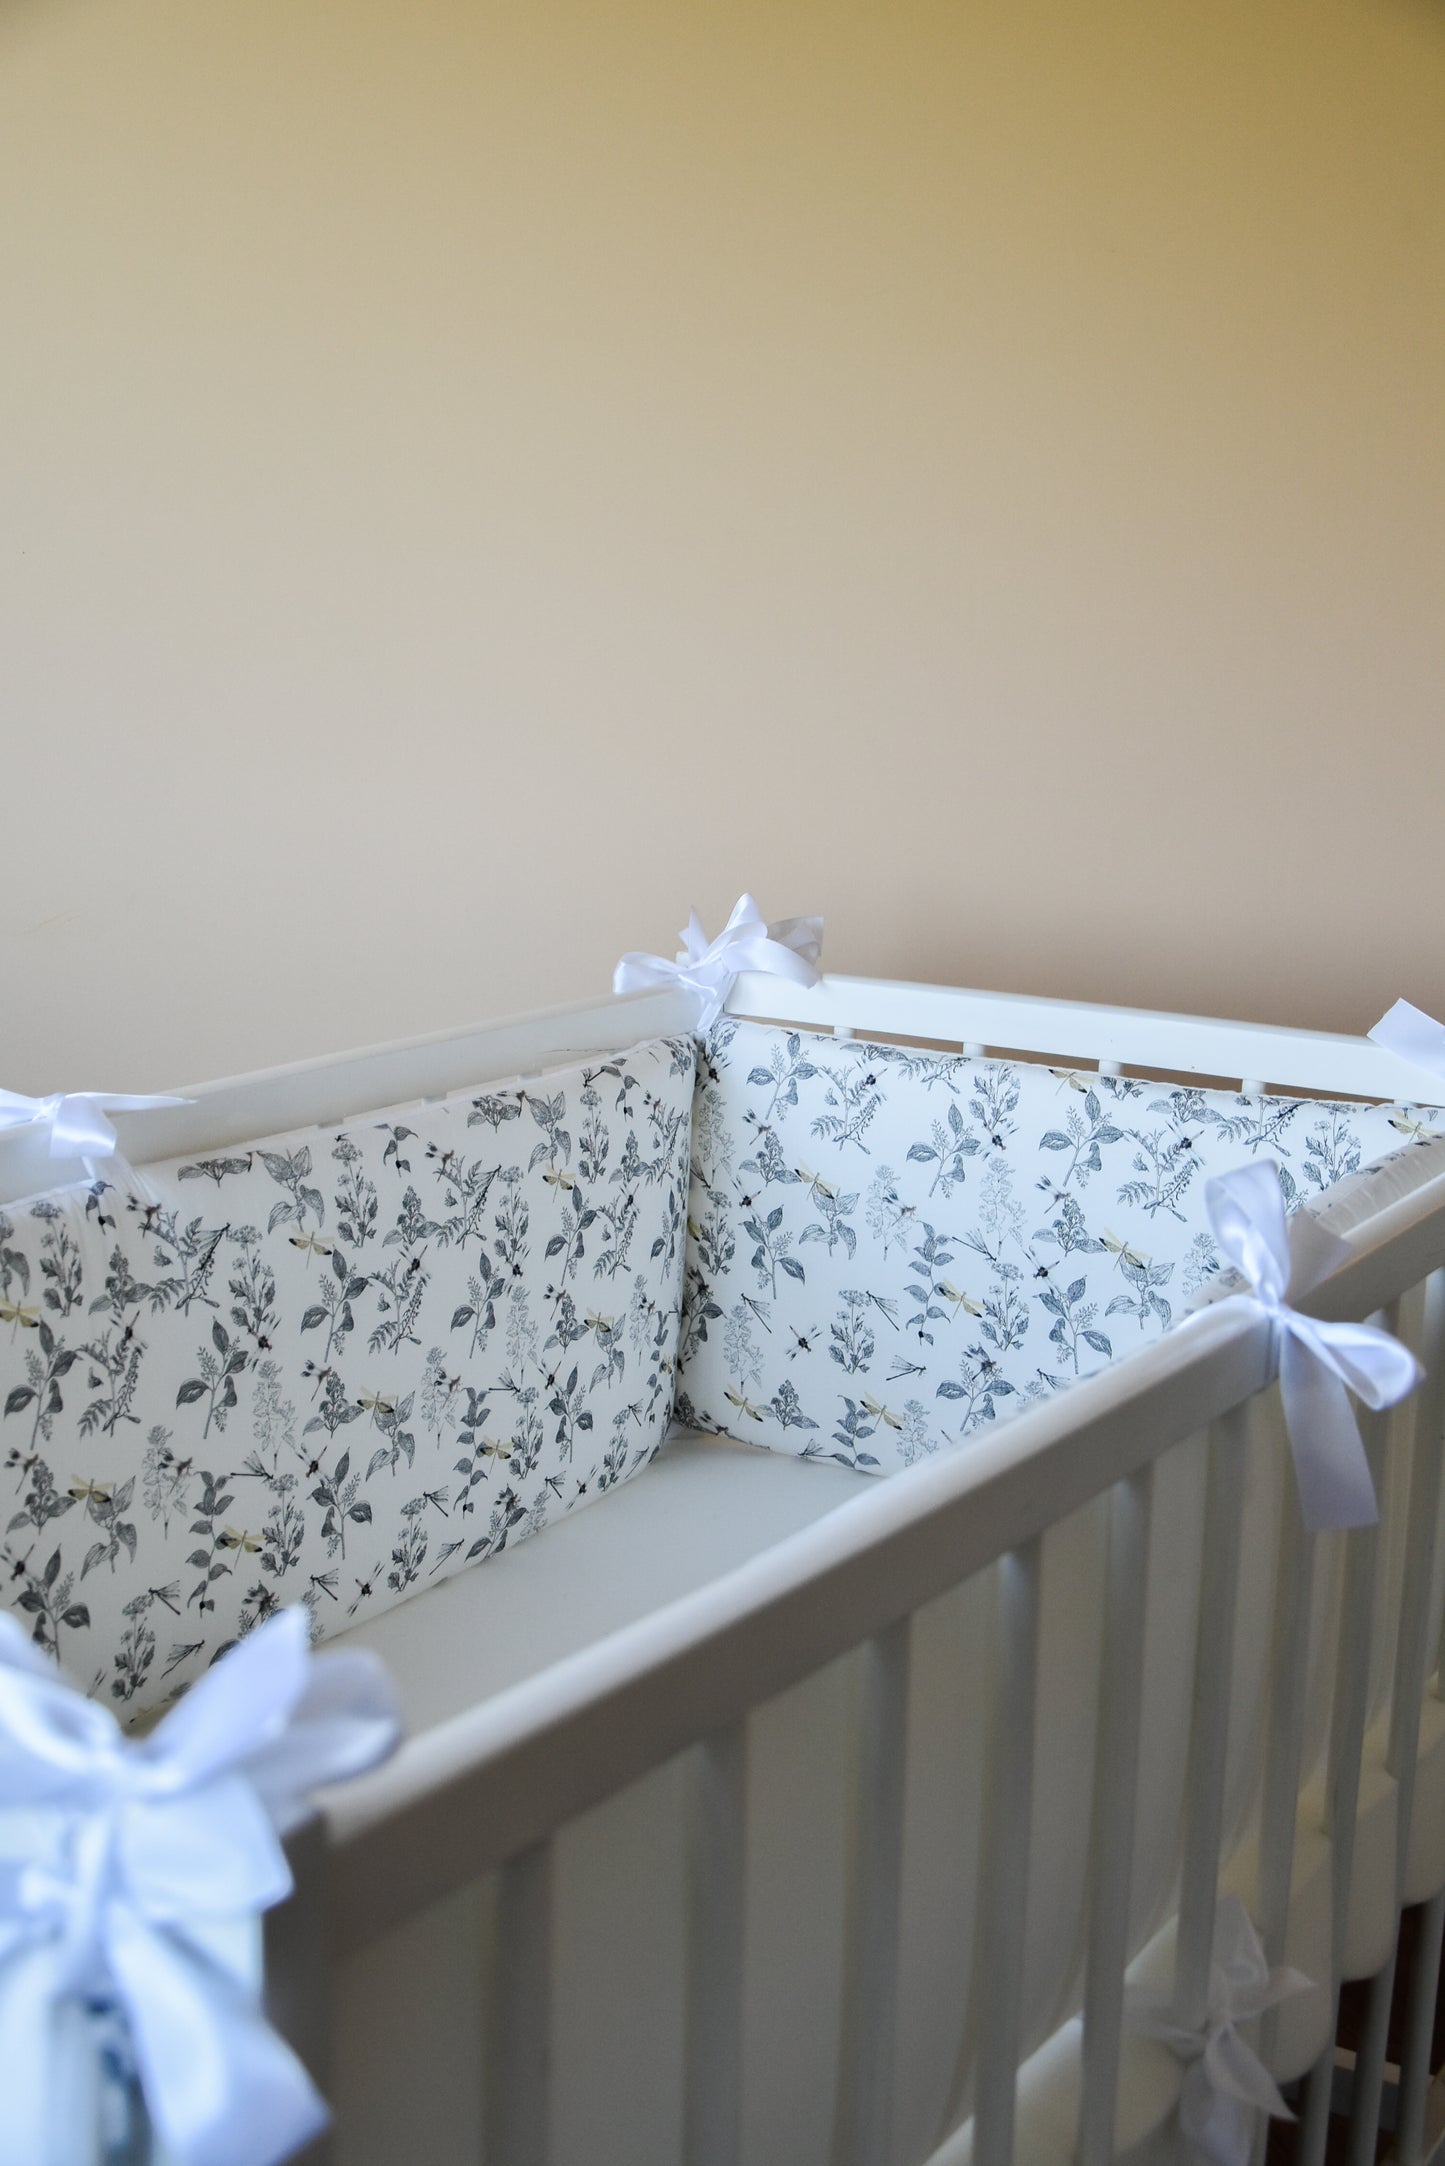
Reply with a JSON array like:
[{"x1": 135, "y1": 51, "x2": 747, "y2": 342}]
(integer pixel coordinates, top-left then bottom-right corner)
[
  {"x1": 1204, "y1": 1161, "x2": 1422, "y2": 1531},
  {"x1": 1127, "y1": 1897, "x2": 1310, "y2": 2166},
  {"x1": 614, "y1": 892, "x2": 824, "y2": 1029},
  {"x1": 0, "y1": 1607, "x2": 400, "y2": 2166}
]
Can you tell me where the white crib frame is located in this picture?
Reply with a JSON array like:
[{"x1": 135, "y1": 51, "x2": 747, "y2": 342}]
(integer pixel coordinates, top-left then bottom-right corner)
[{"x1": 24, "y1": 974, "x2": 1443, "y2": 2166}]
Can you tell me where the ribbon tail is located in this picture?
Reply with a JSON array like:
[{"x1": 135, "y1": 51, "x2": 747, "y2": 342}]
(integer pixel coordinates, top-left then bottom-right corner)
[
  {"x1": 1368, "y1": 1000, "x2": 1445, "y2": 1095},
  {"x1": 110, "y1": 1913, "x2": 328, "y2": 2166},
  {"x1": 1309, "y1": 1315, "x2": 1424, "y2": 1413},
  {"x1": 1278, "y1": 1327, "x2": 1378, "y2": 1531},
  {"x1": 1180, "y1": 2060, "x2": 1257, "y2": 2166},
  {"x1": 765, "y1": 913, "x2": 824, "y2": 973},
  {"x1": 747, "y1": 933, "x2": 823, "y2": 991},
  {"x1": 1207, "y1": 2027, "x2": 1293, "y2": 2121}
]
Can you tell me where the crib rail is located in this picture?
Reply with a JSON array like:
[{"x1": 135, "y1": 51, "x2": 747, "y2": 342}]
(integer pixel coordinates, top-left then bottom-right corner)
[
  {"x1": 294, "y1": 1156, "x2": 1445, "y2": 2165},
  {"x1": 0, "y1": 982, "x2": 700, "y2": 1204},
  {"x1": 727, "y1": 970, "x2": 1443, "y2": 1105}
]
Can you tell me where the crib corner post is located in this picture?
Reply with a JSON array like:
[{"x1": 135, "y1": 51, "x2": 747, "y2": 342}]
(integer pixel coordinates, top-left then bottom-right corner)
[{"x1": 264, "y1": 1812, "x2": 338, "y2": 2165}]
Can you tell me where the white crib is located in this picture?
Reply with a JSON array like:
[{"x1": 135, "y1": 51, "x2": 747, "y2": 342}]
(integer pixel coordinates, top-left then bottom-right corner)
[{"x1": 4, "y1": 969, "x2": 1445, "y2": 2166}]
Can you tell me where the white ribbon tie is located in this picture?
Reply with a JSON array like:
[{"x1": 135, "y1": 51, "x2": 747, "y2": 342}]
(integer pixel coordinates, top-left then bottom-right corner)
[
  {"x1": 1204, "y1": 1159, "x2": 1422, "y2": 1531},
  {"x1": 0, "y1": 1089, "x2": 190, "y2": 1188},
  {"x1": 1368, "y1": 998, "x2": 1445, "y2": 1098},
  {"x1": 1127, "y1": 1897, "x2": 1311, "y2": 2166},
  {"x1": 0, "y1": 1605, "x2": 400, "y2": 2166},
  {"x1": 614, "y1": 892, "x2": 823, "y2": 1030}
]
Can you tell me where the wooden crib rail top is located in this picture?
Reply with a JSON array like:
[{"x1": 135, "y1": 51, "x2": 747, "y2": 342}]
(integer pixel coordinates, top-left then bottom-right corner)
[
  {"x1": 0, "y1": 983, "x2": 700, "y2": 1205},
  {"x1": 727, "y1": 972, "x2": 1442, "y2": 1106}
]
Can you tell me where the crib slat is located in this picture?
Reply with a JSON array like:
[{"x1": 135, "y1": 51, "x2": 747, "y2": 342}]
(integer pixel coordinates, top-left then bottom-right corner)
[
  {"x1": 1077, "y1": 1467, "x2": 1155, "y2": 2166},
  {"x1": 833, "y1": 1619, "x2": 911, "y2": 2166},
  {"x1": 1258, "y1": 1380, "x2": 1387, "y2": 2166},
  {"x1": 1295, "y1": 2048, "x2": 1334, "y2": 2166},
  {"x1": 485, "y1": 1840, "x2": 553, "y2": 2166},
  {"x1": 1173, "y1": 1406, "x2": 1250, "y2": 2031},
  {"x1": 972, "y1": 1539, "x2": 1043, "y2": 2166},
  {"x1": 1250, "y1": 1425, "x2": 1320, "y2": 2166},
  {"x1": 1255, "y1": 1462, "x2": 1317, "y2": 1971},
  {"x1": 1388, "y1": 1273, "x2": 1445, "y2": 1855},
  {"x1": 684, "y1": 1725, "x2": 747, "y2": 2166},
  {"x1": 1269, "y1": 1377, "x2": 1391, "y2": 2166},
  {"x1": 1396, "y1": 1889, "x2": 1445, "y2": 2165},
  {"x1": 1346, "y1": 1952, "x2": 1397, "y2": 2166},
  {"x1": 1247, "y1": 1472, "x2": 1317, "y2": 2166},
  {"x1": 1324, "y1": 1383, "x2": 1389, "y2": 1975}
]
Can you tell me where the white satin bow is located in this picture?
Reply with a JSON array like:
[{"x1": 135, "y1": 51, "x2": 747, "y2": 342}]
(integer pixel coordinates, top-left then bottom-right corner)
[
  {"x1": 0, "y1": 1606, "x2": 400, "y2": 2166},
  {"x1": 1127, "y1": 1897, "x2": 1310, "y2": 2166},
  {"x1": 1368, "y1": 998, "x2": 1445, "y2": 1100},
  {"x1": 0, "y1": 1089, "x2": 189, "y2": 1186},
  {"x1": 1204, "y1": 1160, "x2": 1422, "y2": 1531},
  {"x1": 614, "y1": 893, "x2": 824, "y2": 1030}
]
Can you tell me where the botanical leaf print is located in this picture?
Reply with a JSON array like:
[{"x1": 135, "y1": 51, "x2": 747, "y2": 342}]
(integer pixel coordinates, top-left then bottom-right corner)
[
  {"x1": 674, "y1": 1021, "x2": 1445, "y2": 1476},
  {"x1": 0, "y1": 1035, "x2": 693, "y2": 1715}
]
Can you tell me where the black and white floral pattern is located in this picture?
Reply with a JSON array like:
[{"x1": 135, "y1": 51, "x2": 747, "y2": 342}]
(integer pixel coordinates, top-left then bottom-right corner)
[
  {"x1": 674, "y1": 1020, "x2": 1443, "y2": 1474},
  {"x1": 0, "y1": 1036, "x2": 694, "y2": 1714}
]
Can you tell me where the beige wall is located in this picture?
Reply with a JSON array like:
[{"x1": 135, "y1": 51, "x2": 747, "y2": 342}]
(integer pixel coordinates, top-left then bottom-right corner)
[{"x1": 1, "y1": 0, "x2": 1441, "y2": 1094}]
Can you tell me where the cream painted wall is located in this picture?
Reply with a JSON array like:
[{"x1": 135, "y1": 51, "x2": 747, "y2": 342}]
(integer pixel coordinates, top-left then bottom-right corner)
[{"x1": 1, "y1": 0, "x2": 1442, "y2": 1093}]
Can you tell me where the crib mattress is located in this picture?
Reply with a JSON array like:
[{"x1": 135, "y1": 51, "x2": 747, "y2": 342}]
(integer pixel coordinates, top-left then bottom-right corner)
[{"x1": 331, "y1": 1424, "x2": 868, "y2": 1731}]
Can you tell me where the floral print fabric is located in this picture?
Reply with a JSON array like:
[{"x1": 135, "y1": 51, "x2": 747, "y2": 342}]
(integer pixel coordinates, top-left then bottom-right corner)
[
  {"x1": 0, "y1": 1036, "x2": 694, "y2": 1714},
  {"x1": 674, "y1": 1020, "x2": 1442, "y2": 1474}
]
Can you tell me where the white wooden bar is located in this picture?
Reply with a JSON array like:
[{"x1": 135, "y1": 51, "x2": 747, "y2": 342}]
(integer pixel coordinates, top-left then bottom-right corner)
[
  {"x1": 971, "y1": 1540, "x2": 1043, "y2": 2166},
  {"x1": 833, "y1": 1619, "x2": 911, "y2": 2166},
  {"x1": 1326, "y1": 1389, "x2": 1390, "y2": 1964},
  {"x1": 728, "y1": 972, "x2": 1444, "y2": 1106},
  {"x1": 1296, "y1": 2048, "x2": 1335, "y2": 2166},
  {"x1": 1397, "y1": 1891, "x2": 1445, "y2": 2164},
  {"x1": 1077, "y1": 1467, "x2": 1155, "y2": 2166},
  {"x1": 1348, "y1": 1952, "x2": 1398, "y2": 2166},
  {"x1": 1288, "y1": 1394, "x2": 1390, "y2": 2166},
  {"x1": 484, "y1": 1840, "x2": 554, "y2": 2166},
  {"x1": 1256, "y1": 1493, "x2": 1318, "y2": 1972},
  {"x1": 1173, "y1": 1407, "x2": 1251, "y2": 2031},
  {"x1": 1248, "y1": 1443, "x2": 1321, "y2": 2162},
  {"x1": 0, "y1": 983, "x2": 700, "y2": 1205},
  {"x1": 684, "y1": 1724, "x2": 747, "y2": 2166},
  {"x1": 1389, "y1": 1273, "x2": 1445, "y2": 1820}
]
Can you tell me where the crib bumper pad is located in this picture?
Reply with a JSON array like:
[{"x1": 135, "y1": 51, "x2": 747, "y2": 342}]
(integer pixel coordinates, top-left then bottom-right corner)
[
  {"x1": 674, "y1": 1016, "x2": 1445, "y2": 1474},
  {"x1": 0, "y1": 1034, "x2": 694, "y2": 1715}
]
